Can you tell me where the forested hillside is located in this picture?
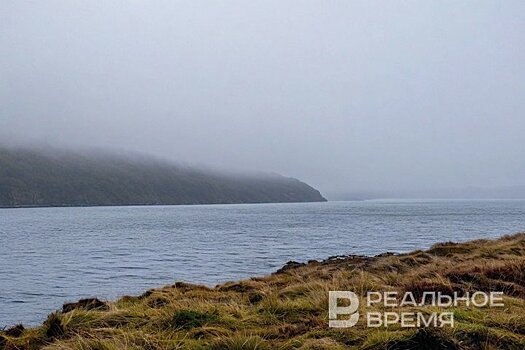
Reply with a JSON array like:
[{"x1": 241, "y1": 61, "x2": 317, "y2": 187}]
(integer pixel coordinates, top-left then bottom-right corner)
[{"x1": 0, "y1": 148, "x2": 326, "y2": 207}]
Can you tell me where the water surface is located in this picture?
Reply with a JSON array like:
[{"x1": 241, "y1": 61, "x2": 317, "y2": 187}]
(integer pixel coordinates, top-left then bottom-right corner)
[{"x1": 1, "y1": 200, "x2": 524, "y2": 326}]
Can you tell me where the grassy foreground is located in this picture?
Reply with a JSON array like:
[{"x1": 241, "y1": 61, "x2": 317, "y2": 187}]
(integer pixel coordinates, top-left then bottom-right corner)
[{"x1": 2, "y1": 233, "x2": 525, "y2": 350}]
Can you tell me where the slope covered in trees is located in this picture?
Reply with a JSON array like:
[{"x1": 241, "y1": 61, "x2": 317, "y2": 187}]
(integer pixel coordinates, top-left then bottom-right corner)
[{"x1": 0, "y1": 148, "x2": 326, "y2": 207}]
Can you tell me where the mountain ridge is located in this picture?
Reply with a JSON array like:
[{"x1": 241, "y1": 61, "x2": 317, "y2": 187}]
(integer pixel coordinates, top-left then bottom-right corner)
[{"x1": 0, "y1": 147, "x2": 326, "y2": 208}]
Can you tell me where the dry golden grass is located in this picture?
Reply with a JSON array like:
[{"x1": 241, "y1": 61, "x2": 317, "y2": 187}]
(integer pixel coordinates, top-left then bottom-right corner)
[{"x1": 2, "y1": 233, "x2": 525, "y2": 349}]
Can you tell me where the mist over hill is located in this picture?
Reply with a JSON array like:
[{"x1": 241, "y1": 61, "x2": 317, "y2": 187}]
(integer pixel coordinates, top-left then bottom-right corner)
[{"x1": 0, "y1": 148, "x2": 326, "y2": 207}]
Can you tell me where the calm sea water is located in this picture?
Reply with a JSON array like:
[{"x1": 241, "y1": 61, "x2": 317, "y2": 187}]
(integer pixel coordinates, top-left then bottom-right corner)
[{"x1": 1, "y1": 200, "x2": 524, "y2": 326}]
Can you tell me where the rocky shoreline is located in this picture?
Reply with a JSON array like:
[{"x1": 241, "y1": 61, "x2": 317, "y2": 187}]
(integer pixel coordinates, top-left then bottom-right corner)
[{"x1": 2, "y1": 233, "x2": 525, "y2": 349}]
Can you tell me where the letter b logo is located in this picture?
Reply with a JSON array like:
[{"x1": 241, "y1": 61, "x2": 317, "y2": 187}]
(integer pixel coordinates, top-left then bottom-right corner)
[{"x1": 329, "y1": 291, "x2": 359, "y2": 328}]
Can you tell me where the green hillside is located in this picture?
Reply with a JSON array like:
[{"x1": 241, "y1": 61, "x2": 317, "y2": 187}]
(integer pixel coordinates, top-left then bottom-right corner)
[{"x1": 0, "y1": 148, "x2": 326, "y2": 207}]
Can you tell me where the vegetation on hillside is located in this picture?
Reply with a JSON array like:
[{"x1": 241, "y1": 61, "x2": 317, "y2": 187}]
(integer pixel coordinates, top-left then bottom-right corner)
[
  {"x1": 2, "y1": 233, "x2": 525, "y2": 349},
  {"x1": 0, "y1": 148, "x2": 326, "y2": 207}
]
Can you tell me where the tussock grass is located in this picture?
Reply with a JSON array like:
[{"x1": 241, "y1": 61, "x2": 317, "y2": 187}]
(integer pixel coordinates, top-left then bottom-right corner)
[{"x1": 2, "y1": 233, "x2": 525, "y2": 349}]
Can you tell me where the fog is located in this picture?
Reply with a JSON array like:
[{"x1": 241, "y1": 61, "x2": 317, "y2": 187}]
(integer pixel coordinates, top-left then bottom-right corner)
[{"x1": 1, "y1": 1, "x2": 524, "y2": 198}]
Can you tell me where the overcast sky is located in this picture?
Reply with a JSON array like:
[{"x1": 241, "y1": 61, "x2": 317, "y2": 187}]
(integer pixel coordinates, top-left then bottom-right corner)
[{"x1": 1, "y1": 1, "x2": 524, "y2": 196}]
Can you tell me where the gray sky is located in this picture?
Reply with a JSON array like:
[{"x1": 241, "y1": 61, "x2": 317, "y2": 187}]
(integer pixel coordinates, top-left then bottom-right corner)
[{"x1": 1, "y1": 1, "x2": 524, "y2": 196}]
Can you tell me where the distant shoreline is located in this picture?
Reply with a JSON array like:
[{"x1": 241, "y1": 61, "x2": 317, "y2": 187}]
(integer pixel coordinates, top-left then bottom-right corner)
[
  {"x1": 0, "y1": 199, "x2": 328, "y2": 210},
  {"x1": 4, "y1": 197, "x2": 525, "y2": 210}
]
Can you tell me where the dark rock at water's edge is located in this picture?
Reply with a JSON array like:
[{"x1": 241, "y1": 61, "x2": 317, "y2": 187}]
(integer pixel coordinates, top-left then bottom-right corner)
[
  {"x1": 62, "y1": 298, "x2": 109, "y2": 313},
  {"x1": 274, "y1": 254, "x2": 373, "y2": 274},
  {"x1": 274, "y1": 260, "x2": 307, "y2": 274},
  {"x1": 0, "y1": 147, "x2": 327, "y2": 208}
]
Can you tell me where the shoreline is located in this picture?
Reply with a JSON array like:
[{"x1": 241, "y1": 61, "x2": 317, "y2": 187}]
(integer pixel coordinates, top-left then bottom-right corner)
[
  {"x1": 4, "y1": 198, "x2": 525, "y2": 210},
  {"x1": 2, "y1": 232, "x2": 525, "y2": 349},
  {"x1": 0, "y1": 199, "x2": 329, "y2": 210}
]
